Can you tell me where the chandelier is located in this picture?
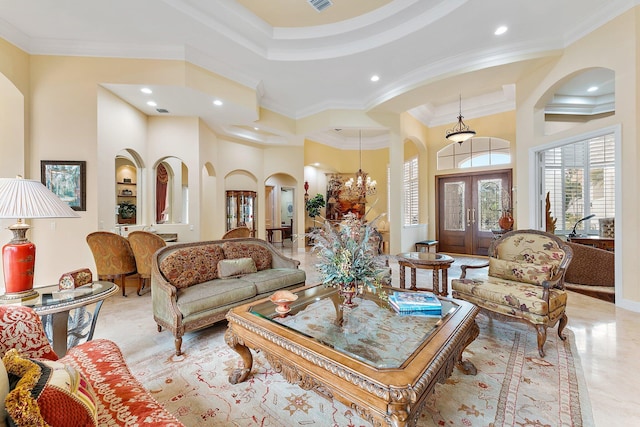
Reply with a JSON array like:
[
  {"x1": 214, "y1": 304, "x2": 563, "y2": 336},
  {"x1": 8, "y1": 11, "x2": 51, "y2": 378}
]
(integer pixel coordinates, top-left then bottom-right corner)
[
  {"x1": 445, "y1": 94, "x2": 476, "y2": 144},
  {"x1": 343, "y1": 130, "x2": 377, "y2": 199}
]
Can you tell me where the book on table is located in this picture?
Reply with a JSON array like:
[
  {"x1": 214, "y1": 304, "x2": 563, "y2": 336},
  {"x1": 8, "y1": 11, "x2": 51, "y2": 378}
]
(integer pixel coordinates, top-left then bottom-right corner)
[{"x1": 389, "y1": 291, "x2": 442, "y2": 315}]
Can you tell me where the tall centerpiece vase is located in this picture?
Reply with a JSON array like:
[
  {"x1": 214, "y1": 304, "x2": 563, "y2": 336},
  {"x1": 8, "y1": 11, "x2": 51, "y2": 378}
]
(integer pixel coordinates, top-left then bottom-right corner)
[{"x1": 498, "y1": 210, "x2": 514, "y2": 231}]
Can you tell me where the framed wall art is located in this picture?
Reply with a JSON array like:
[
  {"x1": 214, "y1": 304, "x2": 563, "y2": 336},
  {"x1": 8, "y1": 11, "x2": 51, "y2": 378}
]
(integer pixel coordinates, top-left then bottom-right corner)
[{"x1": 40, "y1": 160, "x2": 86, "y2": 211}]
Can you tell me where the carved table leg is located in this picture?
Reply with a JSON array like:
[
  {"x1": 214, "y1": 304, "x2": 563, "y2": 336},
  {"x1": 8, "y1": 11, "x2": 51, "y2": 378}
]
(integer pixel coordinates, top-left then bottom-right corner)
[
  {"x1": 410, "y1": 267, "x2": 417, "y2": 291},
  {"x1": 399, "y1": 263, "x2": 406, "y2": 289},
  {"x1": 225, "y1": 328, "x2": 253, "y2": 384},
  {"x1": 441, "y1": 268, "x2": 449, "y2": 296},
  {"x1": 432, "y1": 268, "x2": 440, "y2": 295},
  {"x1": 456, "y1": 320, "x2": 480, "y2": 375}
]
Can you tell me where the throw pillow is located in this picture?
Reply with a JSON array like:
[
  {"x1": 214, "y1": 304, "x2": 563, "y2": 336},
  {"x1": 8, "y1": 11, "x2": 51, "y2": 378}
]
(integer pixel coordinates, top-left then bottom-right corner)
[
  {"x1": 0, "y1": 359, "x2": 8, "y2": 427},
  {"x1": 222, "y1": 241, "x2": 272, "y2": 270},
  {"x1": 3, "y1": 349, "x2": 98, "y2": 427},
  {"x1": 218, "y1": 257, "x2": 257, "y2": 278},
  {"x1": 0, "y1": 306, "x2": 58, "y2": 361},
  {"x1": 489, "y1": 257, "x2": 555, "y2": 286}
]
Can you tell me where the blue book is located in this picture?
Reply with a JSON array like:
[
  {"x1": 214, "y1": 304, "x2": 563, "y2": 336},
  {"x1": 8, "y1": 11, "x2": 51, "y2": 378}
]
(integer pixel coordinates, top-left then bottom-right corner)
[
  {"x1": 391, "y1": 292, "x2": 441, "y2": 310},
  {"x1": 389, "y1": 295, "x2": 441, "y2": 314}
]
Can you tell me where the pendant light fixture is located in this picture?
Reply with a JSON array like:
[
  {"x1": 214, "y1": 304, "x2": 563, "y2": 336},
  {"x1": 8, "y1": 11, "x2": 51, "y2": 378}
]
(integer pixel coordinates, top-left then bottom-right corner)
[
  {"x1": 343, "y1": 130, "x2": 377, "y2": 199},
  {"x1": 445, "y1": 94, "x2": 476, "y2": 144}
]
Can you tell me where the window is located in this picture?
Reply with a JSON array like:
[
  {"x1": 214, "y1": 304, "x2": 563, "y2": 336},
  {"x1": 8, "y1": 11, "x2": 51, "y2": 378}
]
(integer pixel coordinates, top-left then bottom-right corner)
[
  {"x1": 437, "y1": 137, "x2": 511, "y2": 170},
  {"x1": 403, "y1": 156, "x2": 418, "y2": 226},
  {"x1": 542, "y1": 132, "x2": 615, "y2": 235}
]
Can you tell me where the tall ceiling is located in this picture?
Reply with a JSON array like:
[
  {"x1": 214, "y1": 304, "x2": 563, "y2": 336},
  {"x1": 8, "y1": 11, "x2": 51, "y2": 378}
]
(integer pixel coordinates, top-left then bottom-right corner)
[{"x1": 0, "y1": 0, "x2": 632, "y2": 148}]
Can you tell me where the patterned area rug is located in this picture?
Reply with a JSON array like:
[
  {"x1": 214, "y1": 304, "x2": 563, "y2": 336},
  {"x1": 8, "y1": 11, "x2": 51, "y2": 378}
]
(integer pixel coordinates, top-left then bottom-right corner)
[{"x1": 129, "y1": 312, "x2": 594, "y2": 427}]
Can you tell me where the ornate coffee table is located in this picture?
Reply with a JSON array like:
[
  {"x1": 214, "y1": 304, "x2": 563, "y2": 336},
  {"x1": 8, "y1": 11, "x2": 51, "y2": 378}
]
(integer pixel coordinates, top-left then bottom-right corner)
[
  {"x1": 396, "y1": 252, "x2": 455, "y2": 296},
  {"x1": 225, "y1": 285, "x2": 479, "y2": 427}
]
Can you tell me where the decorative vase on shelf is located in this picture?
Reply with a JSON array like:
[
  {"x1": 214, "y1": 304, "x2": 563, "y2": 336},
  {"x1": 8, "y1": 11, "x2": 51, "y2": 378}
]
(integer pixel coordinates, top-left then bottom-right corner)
[{"x1": 498, "y1": 210, "x2": 514, "y2": 231}]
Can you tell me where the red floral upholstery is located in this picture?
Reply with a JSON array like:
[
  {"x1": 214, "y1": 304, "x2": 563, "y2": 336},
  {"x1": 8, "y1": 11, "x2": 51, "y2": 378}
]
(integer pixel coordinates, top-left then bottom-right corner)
[
  {"x1": 0, "y1": 306, "x2": 183, "y2": 426},
  {"x1": 0, "y1": 306, "x2": 58, "y2": 361},
  {"x1": 61, "y1": 340, "x2": 183, "y2": 426},
  {"x1": 222, "y1": 241, "x2": 272, "y2": 271}
]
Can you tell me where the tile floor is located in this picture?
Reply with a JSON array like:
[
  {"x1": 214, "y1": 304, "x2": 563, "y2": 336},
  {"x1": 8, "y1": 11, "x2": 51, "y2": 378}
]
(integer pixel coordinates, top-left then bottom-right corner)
[{"x1": 96, "y1": 244, "x2": 640, "y2": 426}]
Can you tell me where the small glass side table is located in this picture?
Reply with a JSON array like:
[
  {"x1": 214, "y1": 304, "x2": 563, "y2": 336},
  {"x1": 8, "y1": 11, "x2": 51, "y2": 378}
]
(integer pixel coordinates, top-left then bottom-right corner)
[{"x1": 1, "y1": 281, "x2": 118, "y2": 356}]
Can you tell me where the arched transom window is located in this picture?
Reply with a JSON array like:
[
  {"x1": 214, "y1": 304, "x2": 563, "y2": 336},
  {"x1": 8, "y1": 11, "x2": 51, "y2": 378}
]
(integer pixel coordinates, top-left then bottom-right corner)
[{"x1": 437, "y1": 137, "x2": 511, "y2": 170}]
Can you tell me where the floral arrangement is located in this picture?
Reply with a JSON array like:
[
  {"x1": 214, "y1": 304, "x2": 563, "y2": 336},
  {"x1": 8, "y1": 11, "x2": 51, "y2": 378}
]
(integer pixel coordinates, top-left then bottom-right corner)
[{"x1": 307, "y1": 211, "x2": 389, "y2": 296}]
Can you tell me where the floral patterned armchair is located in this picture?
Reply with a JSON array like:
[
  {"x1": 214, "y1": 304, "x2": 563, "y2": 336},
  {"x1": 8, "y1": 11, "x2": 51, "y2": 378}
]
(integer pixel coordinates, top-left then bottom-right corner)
[{"x1": 451, "y1": 229, "x2": 573, "y2": 357}]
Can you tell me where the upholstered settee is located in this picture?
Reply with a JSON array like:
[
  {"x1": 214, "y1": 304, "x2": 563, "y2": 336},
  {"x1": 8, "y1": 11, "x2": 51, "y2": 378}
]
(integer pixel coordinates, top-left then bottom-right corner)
[
  {"x1": 451, "y1": 229, "x2": 573, "y2": 357},
  {"x1": 151, "y1": 238, "x2": 306, "y2": 356},
  {"x1": 0, "y1": 305, "x2": 183, "y2": 427}
]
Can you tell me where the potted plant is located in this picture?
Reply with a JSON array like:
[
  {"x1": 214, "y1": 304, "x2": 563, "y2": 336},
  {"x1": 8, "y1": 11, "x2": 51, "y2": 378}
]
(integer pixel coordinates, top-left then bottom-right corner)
[
  {"x1": 307, "y1": 211, "x2": 388, "y2": 307},
  {"x1": 118, "y1": 201, "x2": 136, "y2": 222},
  {"x1": 305, "y1": 193, "x2": 325, "y2": 218}
]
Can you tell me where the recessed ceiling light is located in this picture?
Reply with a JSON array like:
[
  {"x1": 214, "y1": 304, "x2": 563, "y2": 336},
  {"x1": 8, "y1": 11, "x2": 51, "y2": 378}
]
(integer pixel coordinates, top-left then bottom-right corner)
[
  {"x1": 254, "y1": 127, "x2": 259, "y2": 130},
  {"x1": 213, "y1": 99, "x2": 223, "y2": 106},
  {"x1": 494, "y1": 26, "x2": 508, "y2": 35},
  {"x1": 587, "y1": 86, "x2": 598, "y2": 92},
  {"x1": 140, "y1": 87, "x2": 152, "y2": 94},
  {"x1": 147, "y1": 101, "x2": 157, "y2": 107},
  {"x1": 370, "y1": 75, "x2": 380, "y2": 82}
]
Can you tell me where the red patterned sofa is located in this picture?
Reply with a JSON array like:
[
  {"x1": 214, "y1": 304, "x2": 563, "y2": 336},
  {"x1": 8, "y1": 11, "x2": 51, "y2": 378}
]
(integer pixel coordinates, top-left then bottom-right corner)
[
  {"x1": 151, "y1": 237, "x2": 306, "y2": 356},
  {"x1": 0, "y1": 305, "x2": 183, "y2": 427}
]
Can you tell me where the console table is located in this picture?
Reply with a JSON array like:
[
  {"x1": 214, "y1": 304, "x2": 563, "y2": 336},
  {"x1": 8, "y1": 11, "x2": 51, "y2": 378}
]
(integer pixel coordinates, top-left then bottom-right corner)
[{"x1": 568, "y1": 235, "x2": 614, "y2": 251}]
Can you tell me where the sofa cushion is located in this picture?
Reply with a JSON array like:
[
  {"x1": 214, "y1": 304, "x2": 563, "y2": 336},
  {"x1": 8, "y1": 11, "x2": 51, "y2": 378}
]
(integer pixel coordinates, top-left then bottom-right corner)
[
  {"x1": 176, "y1": 279, "x2": 257, "y2": 317},
  {"x1": 239, "y1": 268, "x2": 307, "y2": 294},
  {"x1": 0, "y1": 306, "x2": 58, "y2": 361},
  {"x1": 160, "y1": 244, "x2": 225, "y2": 288},
  {"x1": 451, "y1": 276, "x2": 567, "y2": 318},
  {"x1": 223, "y1": 241, "x2": 272, "y2": 271},
  {"x1": 218, "y1": 257, "x2": 257, "y2": 278},
  {"x1": 3, "y1": 349, "x2": 98, "y2": 427},
  {"x1": 488, "y1": 257, "x2": 555, "y2": 286}
]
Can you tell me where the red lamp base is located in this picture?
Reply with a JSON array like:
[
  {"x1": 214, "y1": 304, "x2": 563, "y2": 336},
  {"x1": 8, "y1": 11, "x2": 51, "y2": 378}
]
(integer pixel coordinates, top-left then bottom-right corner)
[{"x1": 2, "y1": 240, "x2": 38, "y2": 301}]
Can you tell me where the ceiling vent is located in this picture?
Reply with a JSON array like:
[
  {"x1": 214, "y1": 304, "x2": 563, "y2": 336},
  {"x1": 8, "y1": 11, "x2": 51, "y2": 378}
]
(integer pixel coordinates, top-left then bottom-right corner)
[
  {"x1": 308, "y1": 0, "x2": 333, "y2": 12},
  {"x1": 156, "y1": 108, "x2": 169, "y2": 113}
]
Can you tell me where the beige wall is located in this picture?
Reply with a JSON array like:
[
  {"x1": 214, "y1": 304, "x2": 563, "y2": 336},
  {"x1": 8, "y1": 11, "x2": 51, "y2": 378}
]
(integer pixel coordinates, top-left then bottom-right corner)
[{"x1": 516, "y1": 10, "x2": 637, "y2": 309}]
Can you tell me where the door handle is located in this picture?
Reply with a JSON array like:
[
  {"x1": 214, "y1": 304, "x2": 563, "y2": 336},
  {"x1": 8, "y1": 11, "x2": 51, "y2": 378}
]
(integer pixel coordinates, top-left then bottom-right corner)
[
  {"x1": 467, "y1": 208, "x2": 471, "y2": 226},
  {"x1": 472, "y1": 208, "x2": 476, "y2": 224}
]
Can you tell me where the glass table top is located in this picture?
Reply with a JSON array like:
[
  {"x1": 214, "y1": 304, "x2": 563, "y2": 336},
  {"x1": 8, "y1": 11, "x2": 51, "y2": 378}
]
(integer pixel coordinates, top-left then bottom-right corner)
[
  {"x1": 250, "y1": 286, "x2": 460, "y2": 369},
  {"x1": 0, "y1": 282, "x2": 117, "y2": 313}
]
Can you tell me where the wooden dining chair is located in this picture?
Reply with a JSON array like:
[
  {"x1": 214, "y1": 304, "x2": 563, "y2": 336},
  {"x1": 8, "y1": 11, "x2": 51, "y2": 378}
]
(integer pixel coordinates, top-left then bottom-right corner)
[
  {"x1": 127, "y1": 231, "x2": 167, "y2": 295},
  {"x1": 86, "y1": 231, "x2": 137, "y2": 296}
]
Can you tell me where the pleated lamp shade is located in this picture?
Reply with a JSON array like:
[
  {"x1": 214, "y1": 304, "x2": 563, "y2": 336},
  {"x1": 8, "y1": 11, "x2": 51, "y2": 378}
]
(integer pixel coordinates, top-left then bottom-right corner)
[
  {"x1": 0, "y1": 177, "x2": 79, "y2": 300},
  {"x1": 0, "y1": 177, "x2": 79, "y2": 219}
]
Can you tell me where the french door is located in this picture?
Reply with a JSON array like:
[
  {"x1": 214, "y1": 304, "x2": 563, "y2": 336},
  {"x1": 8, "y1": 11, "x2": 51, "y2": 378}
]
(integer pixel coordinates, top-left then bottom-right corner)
[{"x1": 436, "y1": 170, "x2": 512, "y2": 256}]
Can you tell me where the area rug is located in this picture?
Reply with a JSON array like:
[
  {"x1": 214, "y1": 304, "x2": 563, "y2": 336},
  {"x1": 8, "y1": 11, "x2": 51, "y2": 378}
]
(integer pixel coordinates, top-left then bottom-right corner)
[{"x1": 128, "y1": 312, "x2": 594, "y2": 427}]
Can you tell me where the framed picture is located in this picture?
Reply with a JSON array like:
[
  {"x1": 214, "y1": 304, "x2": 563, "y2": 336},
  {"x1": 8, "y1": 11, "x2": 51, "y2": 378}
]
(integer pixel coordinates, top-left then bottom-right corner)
[{"x1": 40, "y1": 160, "x2": 86, "y2": 211}]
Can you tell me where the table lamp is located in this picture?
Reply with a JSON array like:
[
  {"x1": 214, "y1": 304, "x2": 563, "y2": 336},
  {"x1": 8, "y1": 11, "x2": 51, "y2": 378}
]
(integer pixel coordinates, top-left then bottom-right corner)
[{"x1": 0, "y1": 176, "x2": 79, "y2": 301}]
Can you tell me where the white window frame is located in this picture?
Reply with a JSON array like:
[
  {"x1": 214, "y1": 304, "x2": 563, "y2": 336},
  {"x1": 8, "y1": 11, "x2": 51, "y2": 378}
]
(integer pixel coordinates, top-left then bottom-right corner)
[
  {"x1": 403, "y1": 156, "x2": 419, "y2": 226},
  {"x1": 531, "y1": 125, "x2": 621, "y2": 234}
]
